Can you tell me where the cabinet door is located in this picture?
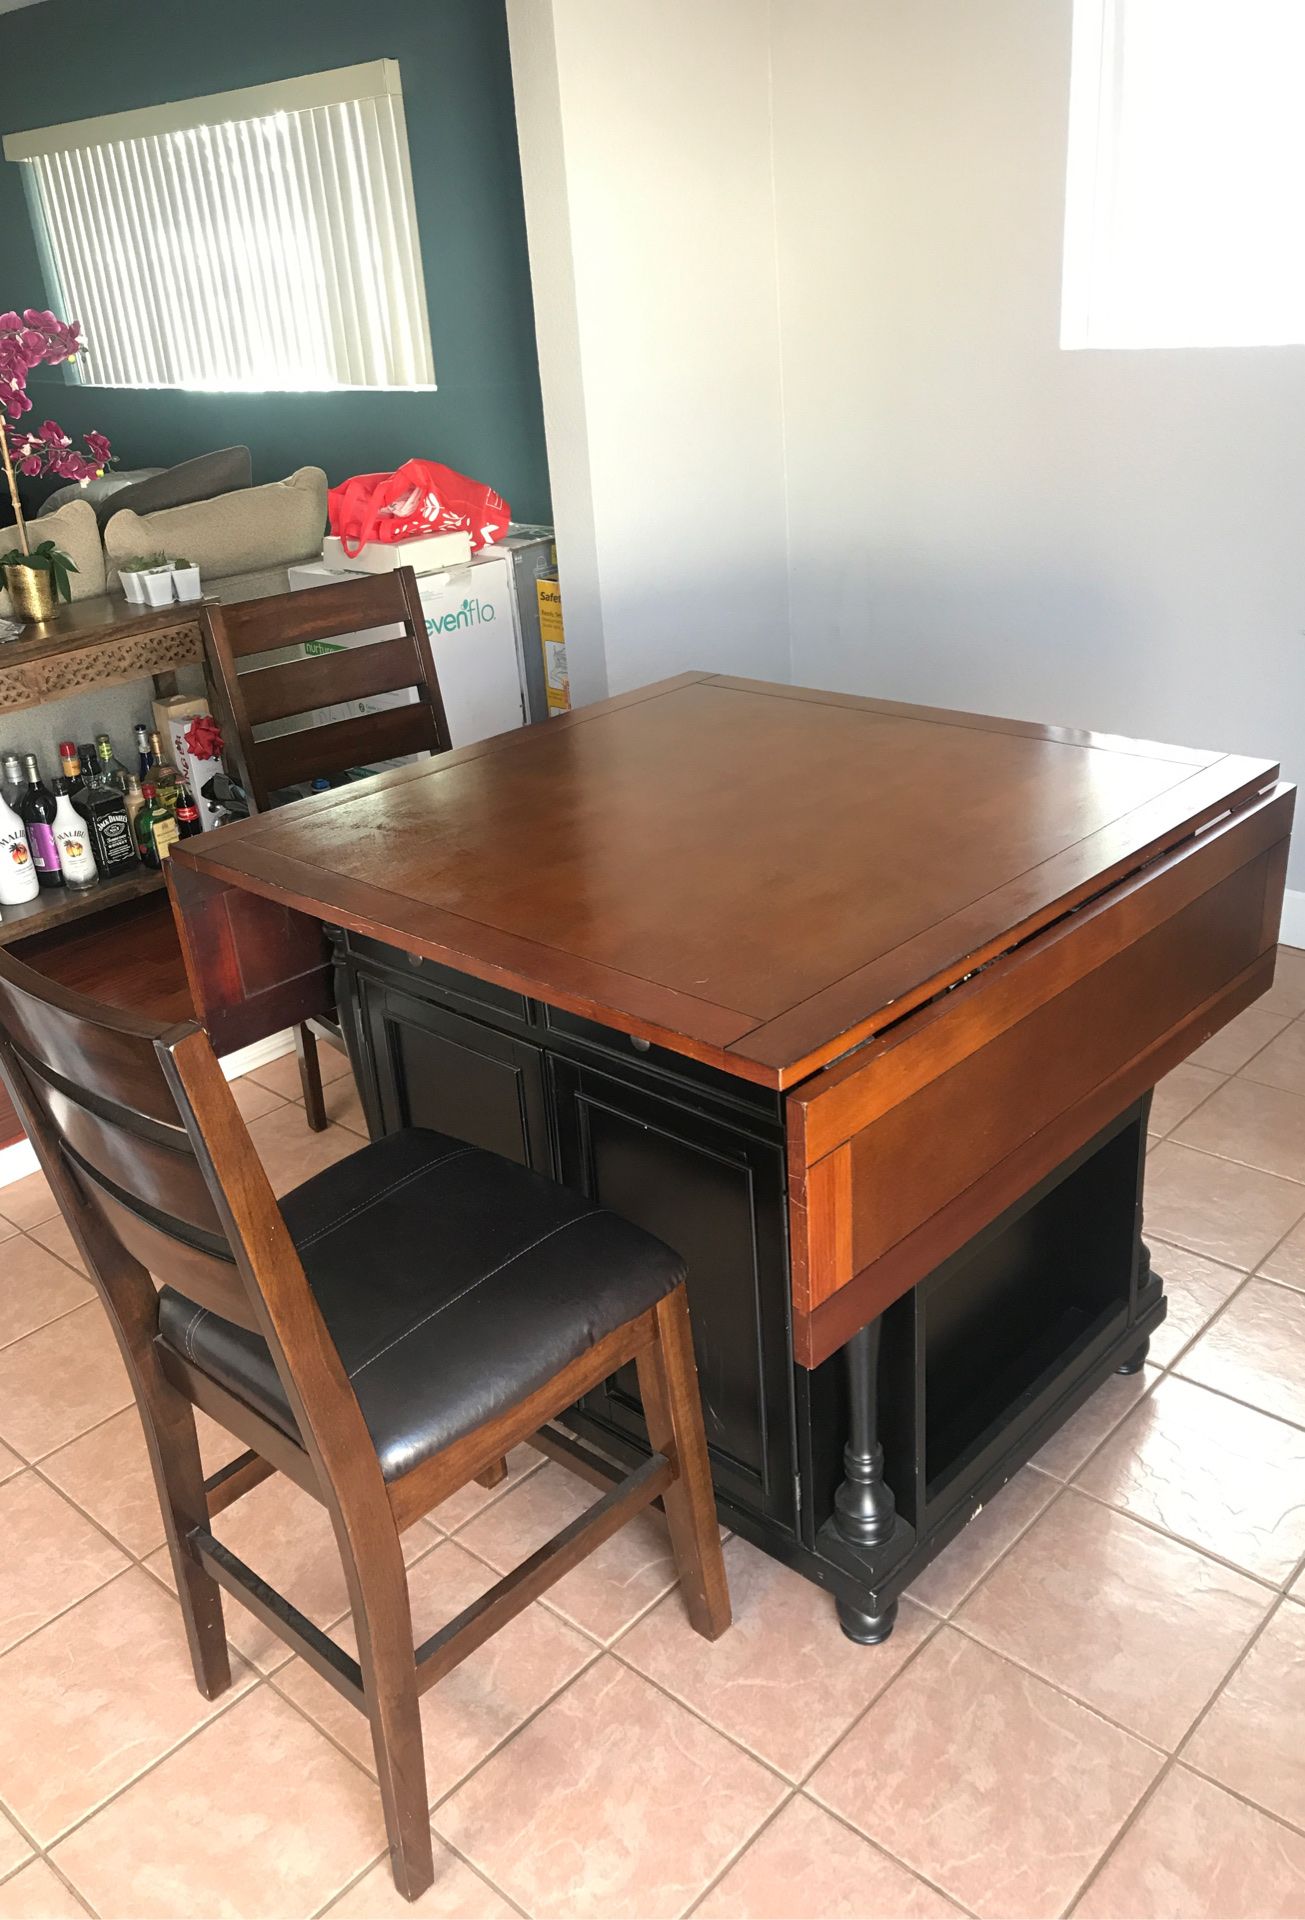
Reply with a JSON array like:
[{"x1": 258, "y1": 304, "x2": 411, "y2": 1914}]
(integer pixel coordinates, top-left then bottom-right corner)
[
  {"x1": 552, "y1": 1058, "x2": 795, "y2": 1533},
  {"x1": 361, "y1": 977, "x2": 551, "y2": 1171}
]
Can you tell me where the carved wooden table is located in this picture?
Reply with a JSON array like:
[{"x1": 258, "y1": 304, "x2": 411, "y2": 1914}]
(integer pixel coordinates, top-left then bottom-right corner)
[
  {"x1": 168, "y1": 672, "x2": 1294, "y2": 1638},
  {"x1": 0, "y1": 592, "x2": 203, "y2": 716}
]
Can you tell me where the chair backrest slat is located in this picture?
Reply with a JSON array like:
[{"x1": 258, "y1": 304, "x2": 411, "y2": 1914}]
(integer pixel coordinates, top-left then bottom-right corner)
[
  {"x1": 202, "y1": 567, "x2": 452, "y2": 813},
  {"x1": 70, "y1": 1159, "x2": 259, "y2": 1331},
  {"x1": 0, "y1": 969, "x2": 179, "y2": 1126}
]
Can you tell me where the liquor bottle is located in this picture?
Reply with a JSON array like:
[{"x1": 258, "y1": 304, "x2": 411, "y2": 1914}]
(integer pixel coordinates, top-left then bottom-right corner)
[
  {"x1": 135, "y1": 783, "x2": 179, "y2": 868},
  {"x1": 17, "y1": 756, "x2": 62, "y2": 889},
  {"x1": 51, "y1": 780, "x2": 99, "y2": 890},
  {"x1": 0, "y1": 788, "x2": 39, "y2": 904},
  {"x1": 94, "y1": 733, "x2": 129, "y2": 792},
  {"x1": 134, "y1": 723, "x2": 151, "y2": 780},
  {"x1": 174, "y1": 784, "x2": 202, "y2": 838},
  {"x1": 80, "y1": 755, "x2": 139, "y2": 879},
  {"x1": 123, "y1": 773, "x2": 147, "y2": 836},
  {"x1": 58, "y1": 741, "x2": 81, "y2": 786},
  {"x1": 146, "y1": 730, "x2": 180, "y2": 807},
  {"x1": 76, "y1": 744, "x2": 99, "y2": 806},
  {"x1": 0, "y1": 756, "x2": 22, "y2": 812}
]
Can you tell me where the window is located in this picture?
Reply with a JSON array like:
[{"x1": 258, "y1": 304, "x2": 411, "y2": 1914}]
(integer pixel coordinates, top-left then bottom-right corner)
[
  {"x1": 1062, "y1": 0, "x2": 1305, "y2": 349},
  {"x1": 3, "y1": 62, "x2": 436, "y2": 391}
]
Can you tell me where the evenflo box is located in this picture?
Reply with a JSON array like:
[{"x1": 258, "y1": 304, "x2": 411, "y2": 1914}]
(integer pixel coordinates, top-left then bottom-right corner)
[{"x1": 286, "y1": 555, "x2": 527, "y2": 749}]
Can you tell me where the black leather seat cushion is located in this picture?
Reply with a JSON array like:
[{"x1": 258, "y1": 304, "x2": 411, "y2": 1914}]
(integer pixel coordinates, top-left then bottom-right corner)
[{"x1": 157, "y1": 1128, "x2": 683, "y2": 1482}]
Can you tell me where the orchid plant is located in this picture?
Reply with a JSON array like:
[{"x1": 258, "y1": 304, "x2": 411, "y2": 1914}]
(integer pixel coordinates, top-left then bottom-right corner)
[{"x1": 0, "y1": 309, "x2": 112, "y2": 591}]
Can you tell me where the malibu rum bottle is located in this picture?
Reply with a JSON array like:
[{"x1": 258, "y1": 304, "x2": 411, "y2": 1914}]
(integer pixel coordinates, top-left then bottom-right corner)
[
  {"x1": 51, "y1": 780, "x2": 99, "y2": 890},
  {"x1": 0, "y1": 787, "x2": 39, "y2": 904}
]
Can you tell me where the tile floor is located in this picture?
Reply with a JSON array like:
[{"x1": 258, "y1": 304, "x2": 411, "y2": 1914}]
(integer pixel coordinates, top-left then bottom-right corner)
[{"x1": 0, "y1": 952, "x2": 1304, "y2": 1917}]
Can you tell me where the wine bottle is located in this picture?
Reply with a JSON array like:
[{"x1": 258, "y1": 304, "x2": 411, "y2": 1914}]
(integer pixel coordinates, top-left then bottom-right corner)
[
  {"x1": 0, "y1": 788, "x2": 40, "y2": 904},
  {"x1": 135, "y1": 784, "x2": 179, "y2": 869},
  {"x1": 51, "y1": 780, "x2": 99, "y2": 890},
  {"x1": 17, "y1": 756, "x2": 62, "y2": 889}
]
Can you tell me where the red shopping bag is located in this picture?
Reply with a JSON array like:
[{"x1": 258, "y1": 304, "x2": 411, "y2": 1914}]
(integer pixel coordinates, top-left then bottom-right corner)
[{"x1": 328, "y1": 458, "x2": 510, "y2": 556}]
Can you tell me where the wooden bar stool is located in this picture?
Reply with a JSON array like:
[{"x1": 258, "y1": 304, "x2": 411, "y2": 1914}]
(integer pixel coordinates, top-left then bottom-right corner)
[
  {"x1": 199, "y1": 567, "x2": 452, "y2": 1130},
  {"x1": 0, "y1": 947, "x2": 729, "y2": 1902}
]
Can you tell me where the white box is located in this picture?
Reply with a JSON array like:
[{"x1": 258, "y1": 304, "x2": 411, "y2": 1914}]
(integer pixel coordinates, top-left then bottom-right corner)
[
  {"x1": 319, "y1": 531, "x2": 471, "y2": 575},
  {"x1": 286, "y1": 556, "x2": 527, "y2": 751}
]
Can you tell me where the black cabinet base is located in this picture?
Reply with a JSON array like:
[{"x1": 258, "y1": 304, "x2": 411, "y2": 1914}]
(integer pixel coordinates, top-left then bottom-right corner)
[{"x1": 837, "y1": 1598, "x2": 899, "y2": 1645}]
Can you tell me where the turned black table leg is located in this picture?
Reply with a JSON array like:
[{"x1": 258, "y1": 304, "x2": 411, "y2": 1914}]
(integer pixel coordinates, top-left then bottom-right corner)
[
  {"x1": 833, "y1": 1317, "x2": 899, "y2": 1644},
  {"x1": 1116, "y1": 1240, "x2": 1154, "y2": 1375}
]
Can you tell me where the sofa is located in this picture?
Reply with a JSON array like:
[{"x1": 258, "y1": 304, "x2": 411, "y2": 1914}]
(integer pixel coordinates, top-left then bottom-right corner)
[{"x1": 0, "y1": 465, "x2": 328, "y2": 618}]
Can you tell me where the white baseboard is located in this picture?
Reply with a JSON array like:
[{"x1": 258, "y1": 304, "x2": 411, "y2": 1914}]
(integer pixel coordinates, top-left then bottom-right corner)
[
  {"x1": 1280, "y1": 888, "x2": 1305, "y2": 952},
  {"x1": 0, "y1": 1029, "x2": 297, "y2": 1194}
]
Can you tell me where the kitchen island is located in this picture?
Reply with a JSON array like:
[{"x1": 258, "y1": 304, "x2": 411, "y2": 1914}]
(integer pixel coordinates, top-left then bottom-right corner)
[{"x1": 168, "y1": 671, "x2": 1293, "y2": 1639}]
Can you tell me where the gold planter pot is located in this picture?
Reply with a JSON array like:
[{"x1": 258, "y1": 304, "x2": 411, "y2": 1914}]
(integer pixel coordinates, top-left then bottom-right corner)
[{"x1": 2, "y1": 562, "x2": 57, "y2": 624}]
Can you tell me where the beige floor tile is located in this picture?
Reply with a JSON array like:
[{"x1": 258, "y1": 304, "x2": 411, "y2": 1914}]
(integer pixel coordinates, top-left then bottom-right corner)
[
  {"x1": 0, "y1": 1442, "x2": 19, "y2": 1485},
  {"x1": 1074, "y1": 1764, "x2": 1305, "y2": 1919},
  {"x1": 24, "y1": 1217, "x2": 84, "y2": 1277},
  {"x1": 1150, "y1": 1062, "x2": 1226, "y2": 1137},
  {"x1": 422, "y1": 1443, "x2": 543, "y2": 1536},
  {"x1": 0, "y1": 1473, "x2": 126, "y2": 1654},
  {"x1": 275, "y1": 1538, "x2": 594, "y2": 1802},
  {"x1": 619, "y1": 1535, "x2": 934, "y2": 1781},
  {"x1": 143, "y1": 1471, "x2": 432, "y2": 1673},
  {"x1": 1077, "y1": 1375, "x2": 1305, "y2": 1582},
  {"x1": 809, "y1": 1629, "x2": 1160, "y2": 1920},
  {"x1": 313, "y1": 1075, "x2": 369, "y2": 1134},
  {"x1": 52, "y1": 1687, "x2": 386, "y2": 1920},
  {"x1": 906, "y1": 1467, "x2": 1058, "y2": 1615},
  {"x1": 455, "y1": 1460, "x2": 685, "y2": 1643},
  {"x1": 1030, "y1": 1366, "x2": 1157, "y2": 1480},
  {"x1": 327, "y1": 1837, "x2": 517, "y2": 1918},
  {"x1": 1145, "y1": 1141, "x2": 1305, "y2": 1269},
  {"x1": 245, "y1": 1105, "x2": 362, "y2": 1197},
  {"x1": 228, "y1": 1073, "x2": 288, "y2": 1122},
  {"x1": 1184, "y1": 1602, "x2": 1305, "y2": 1827},
  {"x1": 0, "y1": 1303, "x2": 130, "y2": 1462},
  {"x1": 0, "y1": 1861, "x2": 85, "y2": 1920},
  {"x1": 1261, "y1": 1214, "x2": 1305, "y2": 1291},
  {"x1": 957, "y1": 1488, "x2": 1268, "y2": 1747},
  {"x1": 1262, "y1": 948, "x2": 1305, "y2": 1019},
  {"x1": 1174, "y1": 1077, "x2": 1305, "y2": 1184},
  {"x1": 1178, "y1": 1278, "x2": 1305, "y2": 1426},
  {"x1": 0, "y1": 1236, "x2": 92, "y2": 1352},
  {"x1": 1147, "y1": 1241, "x2": 1247, "y2": 1366},
  {"x1": 696, "y1": 1794, "x2": 964, "y2": 1919},
  {"x1": 41, "y1": 1402, "x2": 242, "y2": 1559},
  {"x1": 248, "y1": 1045, "x2": 352, "y2": 1101},
  {"x1": 0, "y1": 1171, "x2": 59, "y2": 1235},
  {"x1": 436, "y1": 1657, "x2": 784, "y2": 1920},
  {"x1": 0, "y1": 1813, "x2": 30, "y2": 1883},
  {"x1": 1190, "y1": 1004, "x2": 1293, "y2": 1074},
  {"x1": 0, "y1": 1566, "x2": 256, "y2": 1842},
  {"x1": 1241, "y1": 1014, "x2": 1305, "y2": 1098}
]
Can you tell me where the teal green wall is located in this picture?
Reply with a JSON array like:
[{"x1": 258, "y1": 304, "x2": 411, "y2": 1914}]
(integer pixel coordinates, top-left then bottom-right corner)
[{"x1": 1, "y1": 0, "x2": 550, "y2": 521}]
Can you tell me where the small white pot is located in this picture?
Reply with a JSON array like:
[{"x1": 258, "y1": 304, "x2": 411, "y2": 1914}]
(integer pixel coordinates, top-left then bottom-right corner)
[
  {"x1": 142, "y1": 569, "x2": 175, "y2": 607},
  {"x1": 171, "y1": 565, "x2": 201, "y2": 603},
  {"x1": 120, "y1": 570, "x2": 146, "y2": 605}
]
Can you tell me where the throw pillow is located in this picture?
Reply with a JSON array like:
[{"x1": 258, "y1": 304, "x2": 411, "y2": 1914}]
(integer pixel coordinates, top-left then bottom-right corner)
[{"x1": 89, "y1": 446, "x2": 253, "y2": 526}]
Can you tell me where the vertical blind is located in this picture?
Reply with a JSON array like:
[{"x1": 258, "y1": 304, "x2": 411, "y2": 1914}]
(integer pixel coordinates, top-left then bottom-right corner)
[
  {"x1": 1062, "y1": 0, "x2": 1305, "y2": 349},
  {"x1": 10, "y1": 65, "x2": 435, "y2": 391}
]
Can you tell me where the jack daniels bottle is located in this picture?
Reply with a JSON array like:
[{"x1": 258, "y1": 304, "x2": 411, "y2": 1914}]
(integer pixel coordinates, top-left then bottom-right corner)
[{"x1": 58, "y1": 743, "x2": 138, "y2": 880}]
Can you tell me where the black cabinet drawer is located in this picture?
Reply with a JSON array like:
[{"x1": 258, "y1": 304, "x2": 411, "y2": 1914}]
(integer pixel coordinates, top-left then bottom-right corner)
[
  {"x1": 543, "y1": 1005, "x2": 780, "y2": 1125},
  {"x1": 344, "y1": 933, "x2": 531, "y2": 1027},
  {"x1": 360, "y1": 977, "x2": 551, "y2": 1173}
]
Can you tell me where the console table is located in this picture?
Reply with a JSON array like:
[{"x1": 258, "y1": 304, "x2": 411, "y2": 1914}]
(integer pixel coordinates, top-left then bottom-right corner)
[{"x1": 167, "y1": 671, "x2": 1294, "y2": 1637}]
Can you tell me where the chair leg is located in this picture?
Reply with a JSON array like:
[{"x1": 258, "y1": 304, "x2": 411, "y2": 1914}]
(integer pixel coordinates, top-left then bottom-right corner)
[
  {"x1": 295, "y1": 1023, "x2": 328, "y2": 1132},
  {"x1": 635, "y1": 1285, "x2": 731, "y2": 1640},
  {"x1": 335, "y1": 1507, "x2": 433, "y2": 1901},
  {"x1": 136, "y1": 1373, "x2": 232, "y2": 1699},
  {"x1": 474, "y1": 1456, "x2": 508, "y2": 1490}
]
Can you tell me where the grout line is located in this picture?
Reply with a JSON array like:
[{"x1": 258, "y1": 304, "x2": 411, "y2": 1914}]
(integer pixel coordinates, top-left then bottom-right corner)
[
  {"x1": 1063, "y1": 1754, "x2": 1176, "y2": 1916},
  {"x1": 793, "y1": 1788, "x2": 985, "y2": 1920},
  {"x1": 681, "y1": 1785, "x2": 801, "y2": 1919}
]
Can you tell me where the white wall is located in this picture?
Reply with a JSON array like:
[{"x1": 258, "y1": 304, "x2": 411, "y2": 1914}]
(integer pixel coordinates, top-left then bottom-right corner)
[
  {"x1": 770, "y1": 0, "x2": 1305, "y2": 889},
  {"x1": 507, "y1": 0, "x2": 790, "y2": 697}
]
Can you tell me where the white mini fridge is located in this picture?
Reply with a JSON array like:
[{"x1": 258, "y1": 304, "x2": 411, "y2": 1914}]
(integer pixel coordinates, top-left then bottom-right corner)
[{"x1": 286, "y1": 555, "x2": 530, "y2": 749}]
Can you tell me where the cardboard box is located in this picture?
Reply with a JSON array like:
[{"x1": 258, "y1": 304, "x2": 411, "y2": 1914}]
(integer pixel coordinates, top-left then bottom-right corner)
[
  {"x1": 537, "y1": 571, "x2": 570, "y2": 715},
  {"x1": 151, "y1": 693, "x2": 224, "y2": 831},
  {"x1": 472, "y1": 525, "x2": 556, "y2": 724},
  {"x1": 319, "y1": 531, "x2": 471, "y2": 575}
]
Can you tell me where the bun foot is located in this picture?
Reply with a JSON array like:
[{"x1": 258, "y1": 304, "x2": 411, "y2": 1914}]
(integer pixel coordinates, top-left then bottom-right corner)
[
  {"x1": 1116, "y1": 1337, "x2": 1150, "y2": 1376},
  {"x1": 837, "y1": 1597, "x2": 898, "y2": 1644}
]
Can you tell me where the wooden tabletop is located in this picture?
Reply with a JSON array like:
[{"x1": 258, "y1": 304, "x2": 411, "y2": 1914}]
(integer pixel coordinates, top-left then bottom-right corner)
[{"x1": 173, "y1": 672, "x2": 1280, "y2": 1088}]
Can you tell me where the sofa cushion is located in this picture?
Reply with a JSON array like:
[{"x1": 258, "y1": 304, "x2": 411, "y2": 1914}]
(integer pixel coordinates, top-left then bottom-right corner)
[
  {"x1": 104, "y1": 466, "x2": 327, "y2": 586},
  {"x1": 40, "y1": 469, "x2": 165, "y2": 522},
  {"x1": 0, "y1": 498, "x2": 106, "y2": 616},
  {"x1": 91, "y1": 447, "x2": 253, "y2": 526}
]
